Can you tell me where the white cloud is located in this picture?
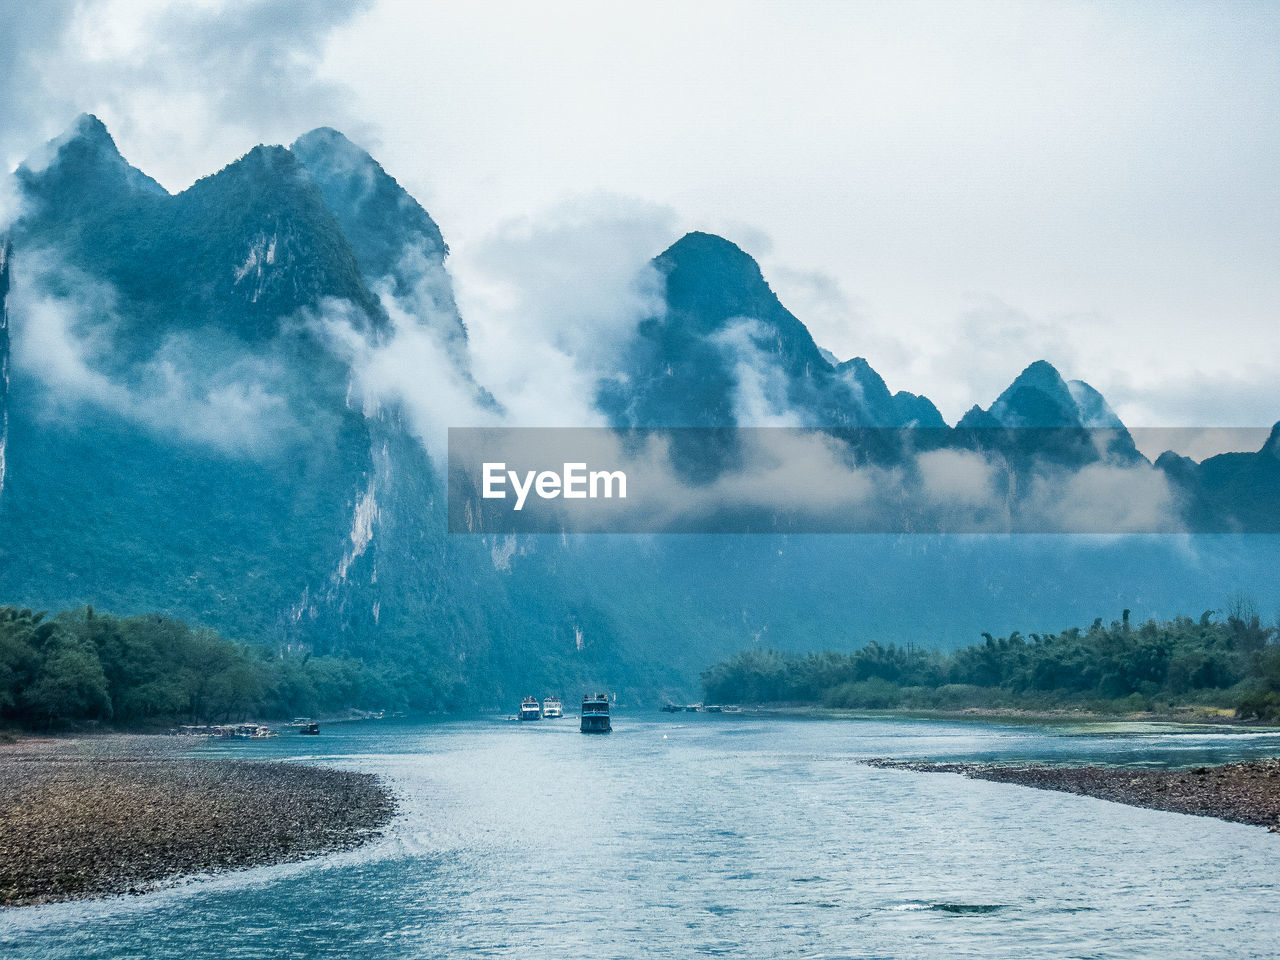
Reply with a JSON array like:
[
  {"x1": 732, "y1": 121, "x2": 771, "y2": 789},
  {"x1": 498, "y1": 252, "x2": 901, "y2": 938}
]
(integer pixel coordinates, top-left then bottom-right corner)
[
  {"x1": 450, "y1": 195, "x2": 674, "y2": 427},
  {"x1": 1023, "y1": 462, "x2": 1181, "y2": 535},
  {"x1": 8, "y1": 254, "x2": 301, "y2": 455},
  {"x1": 1, "y1": 0, "x2": 373, "y2": 188},
  {"x1": 310, "y1": 195, "x2": 675, "y2": 450},
  {"x1": 916, "y1": 449, "x2": 998, "y2": 508},
  {"x1": 711, "y1": 319, "x2": 806, "y2": 427},
  {"x1": 314, "y1": 292, "x2": 497, "y2": 457},
  {"x1": 330, "y1": 0, "x2": 1280, "y2": 432},
  {"x1": 4, "y1": 0, "x2": 1279, "y2": 443},
  {"x1": 0, "y1": 169, "x2": 26, "y2": 233}
]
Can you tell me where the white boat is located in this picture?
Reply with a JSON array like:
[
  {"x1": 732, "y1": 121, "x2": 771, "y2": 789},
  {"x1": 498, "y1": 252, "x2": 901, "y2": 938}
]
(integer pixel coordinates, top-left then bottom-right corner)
[
  {"x1": 519, "y1": 696, "x2": 542, "y2": 721},
  {"x1": 542, "y1": 696, "x2": 563, "y2": 718}
]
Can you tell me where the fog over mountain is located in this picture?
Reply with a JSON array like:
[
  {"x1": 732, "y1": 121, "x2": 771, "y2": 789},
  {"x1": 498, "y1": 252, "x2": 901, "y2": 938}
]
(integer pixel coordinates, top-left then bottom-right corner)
[{"x1": 1, "y1": 117, "x2": 1278, "y2": 705}]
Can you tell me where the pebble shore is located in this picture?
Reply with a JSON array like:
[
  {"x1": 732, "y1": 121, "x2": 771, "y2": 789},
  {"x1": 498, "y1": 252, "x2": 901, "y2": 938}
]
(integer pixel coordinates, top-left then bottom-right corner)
[
  {"x1": 869, "y1": 757, "x2": 1280, "y2": 830},
  {"x1": 0, "y1": 736, "x2": 395, "y2": 907}
]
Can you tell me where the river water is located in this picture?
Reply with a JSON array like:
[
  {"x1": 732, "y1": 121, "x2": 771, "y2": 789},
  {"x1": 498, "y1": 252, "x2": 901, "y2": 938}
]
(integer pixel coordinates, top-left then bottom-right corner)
[{"x1": 4, "y1": 715, "x2": 1280, "y2": 959}]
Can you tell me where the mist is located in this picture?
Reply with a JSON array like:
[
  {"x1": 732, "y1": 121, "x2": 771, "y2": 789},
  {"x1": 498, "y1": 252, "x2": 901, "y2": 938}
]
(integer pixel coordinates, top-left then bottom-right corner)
[
  {"x1": 454, "y1": 195, "x2": 674, "y2": 427},
  {"x1": 8, "y1": 252, "x2": 305, "y2": 456}
]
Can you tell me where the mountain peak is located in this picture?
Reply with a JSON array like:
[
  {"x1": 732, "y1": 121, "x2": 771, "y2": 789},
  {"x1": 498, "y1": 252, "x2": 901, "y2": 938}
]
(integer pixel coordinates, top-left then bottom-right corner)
[
  {"x1": 1265, "y1": 422, "x2": 1280, "y2": 460},
  {"x1": 290, "y1": 127, "x2": 377, "y2": 171},
  {"x1": 960, "y1": 361, "x2": 1139, "y2": 459},
  {"x1": 17, "y1": 113, "x2": 166, "y2": 199},
  {"x1": 663, "y1": 230, "x2": 755, "y2": 260},
  {"x1": 185, "y1": 144, "x2": 338, "y2": 209},
  {"x1": 179, "y1": 144, "x2": 317, "y2": 208},
  {"x1": 836, "y1": 357, "x2": 946, "y2": 427},
  {"x1": 659, "y1": 231, "x2": 827, "y2": 367},
  {"x1": 290, "y1": 126, "x2": 449, "y2": 275},
  {"x1": 1067, "y1": 379, "x2": 1125, "y2": 429},
  {"x1": 1010, "y1": 359, "x2": 1069, "y2": 393},
  {"x1": 229, "y1": 144, "x2": 300, "y2": 178},
  {"x1": 656, "y1": 232, "x2": 767, "y2": 291},
  {"x1": 655, "y1": 232, "x2": 788, "y2": 333},
  {"x1": 987, "y1": 360, "x2": 1080, "y2": 427},
  {"x1": 834, "y1": 358, "x2": 885, "y2": 386},
  {"x1": 43, "y1": 113, "x2": 116, "y2": 158},
  {"x1": 956, "y1": 404, "x2": 1002, "y2": 429},
  {"x1": 293, "y1": 125, "x2": 359, "y2": 151},
  {"x1": 66, "y1": 112, "x2": 113, "y2": 147}
]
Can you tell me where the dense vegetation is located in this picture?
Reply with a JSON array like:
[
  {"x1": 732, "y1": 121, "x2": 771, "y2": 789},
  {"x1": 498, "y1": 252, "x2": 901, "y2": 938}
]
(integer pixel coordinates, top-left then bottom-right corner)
[
  {"x1": 701, "y1": 605, "x2": 1280, "y2": 720},
  {"x1": 0, "y1": 606, "x2": 393, "y2": 730}
]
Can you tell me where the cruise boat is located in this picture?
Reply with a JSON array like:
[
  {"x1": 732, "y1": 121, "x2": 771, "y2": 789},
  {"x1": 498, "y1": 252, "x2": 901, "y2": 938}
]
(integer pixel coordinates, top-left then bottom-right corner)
[
  {"x1": 542, "y1": 696, "x2": 563, "y2": 718},
  {"x1": 580, "y1": 692, "x2": 612, "y2": 733},
  {"x1": 519, "y1": 696, "x2": 542, "y2": 721}
]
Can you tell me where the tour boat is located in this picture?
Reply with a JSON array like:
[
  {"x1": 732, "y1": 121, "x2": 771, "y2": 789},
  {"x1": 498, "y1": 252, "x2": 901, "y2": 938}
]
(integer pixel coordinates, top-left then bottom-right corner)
[
  {"x1": 542, "y1": 696, "x2": 563, "y2": 718},
  {"x1": 580, "y1": 692, "x2": 612, "y2": 733},
  {"x1": 519, "y1": 696, "x2": 542, "y2": 721}
]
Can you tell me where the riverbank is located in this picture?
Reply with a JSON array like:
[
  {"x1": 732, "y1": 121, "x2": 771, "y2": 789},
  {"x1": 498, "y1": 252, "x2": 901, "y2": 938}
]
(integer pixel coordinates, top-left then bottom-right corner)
[
  {"x1": 0, "y1": 736, "x2": 395, "y2": 907},
  {"x1": 751, "y1": 703, "x2": 1261, "y2": 727},
  {"x1": 869, "y1": 757, "x2": 1280, "y2": 830}
]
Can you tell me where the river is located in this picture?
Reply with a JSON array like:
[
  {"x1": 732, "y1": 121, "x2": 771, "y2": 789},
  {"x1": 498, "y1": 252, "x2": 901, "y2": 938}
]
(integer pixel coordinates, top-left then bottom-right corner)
[{"x1": 4, "y1": 715, "x2": 1280, "y2": 959}]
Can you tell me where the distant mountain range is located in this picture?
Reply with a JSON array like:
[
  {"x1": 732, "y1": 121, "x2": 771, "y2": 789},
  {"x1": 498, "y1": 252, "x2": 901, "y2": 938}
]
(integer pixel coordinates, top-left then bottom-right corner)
[
  {"x1": 600, "y1": 230, "x2": 946, "y2": 430},
  {"x1": 1, "y1": 116, "x2": 1277, "y2": 705}
]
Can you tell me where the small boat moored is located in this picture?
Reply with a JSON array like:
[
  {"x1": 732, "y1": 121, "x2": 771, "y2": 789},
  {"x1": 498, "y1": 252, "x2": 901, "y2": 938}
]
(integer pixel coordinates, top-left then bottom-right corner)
[
  {"x1": 213, "y1": 722, "x2": 277, "y2": 739},
  {"x1": 542, "y1": 696, "x2": 563, "y2": 718},
  {"x1": 580, "y1": 692, "x2": 612, "y2": 733},
  {"x1": 519, "y1": 696, "x2": 542, "y2": 721}
]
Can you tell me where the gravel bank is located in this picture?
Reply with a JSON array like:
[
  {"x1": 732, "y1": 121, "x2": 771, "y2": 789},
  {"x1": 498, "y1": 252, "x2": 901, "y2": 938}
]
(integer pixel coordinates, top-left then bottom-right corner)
[
  {"x1": 0, "y1": 736, "x2": 395, "y2": 906},
  {"x1": 869, "y1": 757, "x2": 1280, "y2": 830}
]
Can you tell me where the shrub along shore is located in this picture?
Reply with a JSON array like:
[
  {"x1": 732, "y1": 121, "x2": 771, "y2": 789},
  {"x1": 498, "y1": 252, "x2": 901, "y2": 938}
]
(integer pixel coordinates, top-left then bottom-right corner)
[
  {"x1": 0, "y1": 736, "x2": 395, "y2": 907},
  {"x1": 701, "y1": 608, "x2": 1280, "y2": 721}
]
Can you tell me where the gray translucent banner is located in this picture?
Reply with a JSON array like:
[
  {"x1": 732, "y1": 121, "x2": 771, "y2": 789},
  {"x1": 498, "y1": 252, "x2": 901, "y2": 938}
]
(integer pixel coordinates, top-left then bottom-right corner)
[{"x1": 447, "y1": 427, "x2": 1280, "y2": 534}]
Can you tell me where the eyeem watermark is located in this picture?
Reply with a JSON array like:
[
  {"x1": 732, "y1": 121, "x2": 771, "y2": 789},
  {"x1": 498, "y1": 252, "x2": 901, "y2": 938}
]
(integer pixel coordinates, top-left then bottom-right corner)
[
  {"x1": 448, "y1": 426, "x2": 1280, "y2": 534},
  {"x1": 482, "y1": 462, "x2": 627, "y2": 511}
]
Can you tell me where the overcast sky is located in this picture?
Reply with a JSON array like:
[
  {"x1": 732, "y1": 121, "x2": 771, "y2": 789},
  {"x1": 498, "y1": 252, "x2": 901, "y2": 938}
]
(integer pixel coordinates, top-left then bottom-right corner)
[{"x1": 4, "y1": 0, "x2": 1278, "y2": 431}]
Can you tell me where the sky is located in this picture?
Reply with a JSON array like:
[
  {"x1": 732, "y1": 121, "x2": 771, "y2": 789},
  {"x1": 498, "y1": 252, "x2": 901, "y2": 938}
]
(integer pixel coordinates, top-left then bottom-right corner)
[{"x1": 3, "y1": 0, "x2": 1279, "y2": 432}]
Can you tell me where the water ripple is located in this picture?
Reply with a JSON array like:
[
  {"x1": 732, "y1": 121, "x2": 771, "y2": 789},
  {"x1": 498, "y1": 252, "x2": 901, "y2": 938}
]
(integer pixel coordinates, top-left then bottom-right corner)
[{"x1": 3, "y1": 717, "x2": 1280, "y2": 959}]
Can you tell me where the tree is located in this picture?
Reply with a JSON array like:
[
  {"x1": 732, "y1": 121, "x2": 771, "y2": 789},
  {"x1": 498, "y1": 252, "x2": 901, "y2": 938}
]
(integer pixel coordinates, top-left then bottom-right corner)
[
  {"x1": 0, "y1": 608, "x2": 52, "y2": 715},
  {"x1": 22, "y1": 639, "x2": 111, "y2": 726},
  {"x1": 1226, "y1": 592, "x2": 1259, "y2": 624}
]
